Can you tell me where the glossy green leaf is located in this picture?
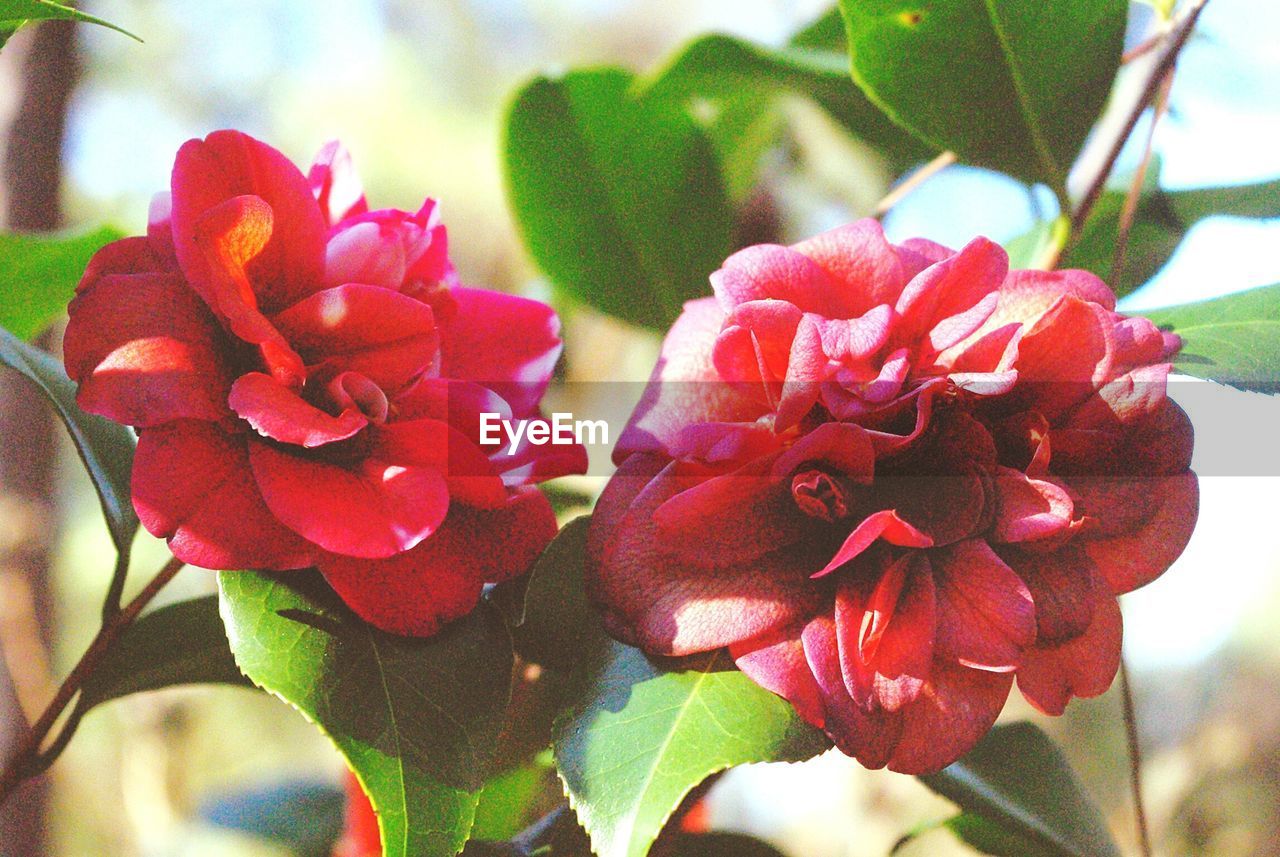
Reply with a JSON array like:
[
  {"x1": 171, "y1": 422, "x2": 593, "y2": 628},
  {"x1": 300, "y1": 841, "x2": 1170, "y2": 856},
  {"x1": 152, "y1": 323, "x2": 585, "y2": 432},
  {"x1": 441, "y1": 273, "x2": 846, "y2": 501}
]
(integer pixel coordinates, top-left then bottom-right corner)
[
  {"x1": 505, "y1": 68, "x2": 734, "y2": 330},
  {"x1": 554, "y1": 640, "x2": 829, "y2": 857},
  {"x1": 80, "y1": 596, "x2": 252, "y2": 710},
  {"x1": 219, "y1": 570, "x2": 515, "y2": 857},
  {"x1": 837, "y1": 0, "x2": 1126, "y2": 191},
  {"x1": 0, "y1": 326, "x2": 136, "y2": 554},
  {"x1": 0, "y1": 0, "x2": 139, "y2": 40},
  {"x1": 0, "y1": 226, "x2": 122, "y2": 340},
  {"x1": 1141, "y1": 283, "x2": 1280, "y2": 392},
  {"x1": 642, "y1": 33, "x2": 932, "y2": 173},
  {"x1": 920, "y1": 721, "x2": 1120, "y2": 857},
  {"x1": 500, "y1": 515, "x2": 603, "y2": 671}
]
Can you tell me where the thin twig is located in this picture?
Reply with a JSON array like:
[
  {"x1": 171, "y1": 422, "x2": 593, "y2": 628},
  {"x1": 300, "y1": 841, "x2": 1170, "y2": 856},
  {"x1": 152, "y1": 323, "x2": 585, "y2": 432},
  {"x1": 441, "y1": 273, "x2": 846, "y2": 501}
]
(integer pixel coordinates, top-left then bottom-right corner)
[
  {"x1": 0, "y1": 554, "x2": 185, "y2": 803},
  {"x1": 1119, "y1": 657, "x2": 1153, "y2": 857},
  {"x1": 1111, "y1": 67, "x2": 1174, "y2": 285},
  {"x1": 1071, "y1": 0, "x2": 1210, "y2": 236},
  {"x1": 876, "y1": 151, "x2": 957, "y2": 217}
]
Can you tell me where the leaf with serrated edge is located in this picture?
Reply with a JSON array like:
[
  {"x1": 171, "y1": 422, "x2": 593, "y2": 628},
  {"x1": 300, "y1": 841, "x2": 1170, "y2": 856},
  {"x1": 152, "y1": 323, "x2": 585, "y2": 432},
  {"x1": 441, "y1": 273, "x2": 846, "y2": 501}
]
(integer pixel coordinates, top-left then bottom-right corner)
[
  {"x1": 554, "y1": 640, "x2": 829, "y2": 857},
  {"x1": 1142, "y1": 283, "x2": 1280, "y2": 393},
  {"x1": 218, "y1": 570, "x2": 514, "y2": 857}
]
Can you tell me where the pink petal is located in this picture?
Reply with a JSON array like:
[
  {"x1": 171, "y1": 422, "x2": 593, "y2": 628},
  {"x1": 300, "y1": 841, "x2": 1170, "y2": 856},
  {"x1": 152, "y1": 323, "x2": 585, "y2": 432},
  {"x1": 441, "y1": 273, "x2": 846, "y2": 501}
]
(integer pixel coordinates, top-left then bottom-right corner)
[
  {"x1": 791, "y1": 219, "x2": 909, "y2": 316},
  {"x1": 731, "y1": 626, "x2": 826, "y2": 729},
  {"x1": 308, "y1": 140, "x2": 368, "y2": 226},
  {"x1": 171, "y1": 130, "x2": 327, "y2": 313},
  {"x1": 991, "y1": 466, "x2": 1074, "y2": 543},
  {"x1": 65, "y1": 270, "x2": 234, "y2": 426},
  {"x1": 228, "y1": 372, "x2": 367, "y2": 447},
  {"x1": 132, "y1": 421, "x2": 315, "y2": 570},
  {"x1": 894, "y1": 237, "x2": 1007, "y2": 348},
  {"x1": 932, "y1": 539, "x2": 1035, "y2": 672},
  {"x1": 248, "y1": 444, "x2": 449, "y2": 560},
  {"x1": 812, "y1": 509, "x2": 932, "y2": 579},
  {"x1": 439, "y1": 287, "x2": 562, "y2": 416},
  {"x1": 1012, "y1": 296, "x2": 1116, "y2": 419},
  {"x1": 771, "y1": 421, "x2": 875, "y2": 483},
  {"x1": 710, "y1": 243, "x2": 843, "y2": 316}
]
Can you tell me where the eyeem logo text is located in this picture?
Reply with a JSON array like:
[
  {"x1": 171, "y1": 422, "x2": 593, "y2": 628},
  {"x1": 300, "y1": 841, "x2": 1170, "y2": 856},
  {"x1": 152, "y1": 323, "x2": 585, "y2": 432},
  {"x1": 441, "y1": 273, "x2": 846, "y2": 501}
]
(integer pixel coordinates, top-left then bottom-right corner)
[{"x1": 479, "y1": 412, "x2": 609, "y2": 454}]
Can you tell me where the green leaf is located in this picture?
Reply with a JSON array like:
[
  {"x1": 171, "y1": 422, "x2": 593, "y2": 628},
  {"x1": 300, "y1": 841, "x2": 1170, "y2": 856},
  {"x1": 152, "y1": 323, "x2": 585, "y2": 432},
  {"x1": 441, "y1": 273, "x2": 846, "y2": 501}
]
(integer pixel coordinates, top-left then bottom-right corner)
[
  {"x1": 218, "y1": 570, "x2": 515, "y2": 857},
  {"x1": 471, "y1": 760, "x2": 551, "y2": 841},
  {"x1": 500, "y1": 515, "x2": 604, "y2": 671},
  {"x1": 80, "y1": 596, "x2": 252, "y2": 710},
  {"x1": 837, "y1": 0, "x2": 1126, "y2": 191},
  {"x1": 504, "y1": 68, "x2": 734, "y2": 330},
  {"x1": 919, "y1": 721, "x2": 1120, "y2": 857},
  {"x1": 0, "y1": 226, "x2": 122, "y2": 340},
  {"x1": 0, "y1": 0, "x2": 140, "y2": 41},
  {"x1": 642, "y1": 33, "x2": 932, "y2": 173},
  {"x1": 554, "y1": 640, "x2": 829, "y2": 857},
  {"x1": 1141, "y1": 283, "x2": 1280, "y2": 392},
  {"x1": 0, "y1": 326, "x2": 136, "y2": 555}
]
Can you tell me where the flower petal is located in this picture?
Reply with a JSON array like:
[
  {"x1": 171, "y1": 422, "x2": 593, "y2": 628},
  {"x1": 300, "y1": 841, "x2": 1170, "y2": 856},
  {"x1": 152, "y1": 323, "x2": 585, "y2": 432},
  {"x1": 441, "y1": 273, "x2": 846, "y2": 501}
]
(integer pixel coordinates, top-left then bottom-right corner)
[
  {"x1": 813, "y1": 509, "x2": 932, "y2": 579},
  {"x1": 932, "y1": 539, "x2": 1035, "y2": 672},
  {"x1": 1017, "y1": 587, "x2": 1122, "y2": 716},
  {"x1": 791, "y1": 219, "x2": 909, "y2": 316},
  {"x1": 710, "y1": 243, "x2": 843, "y2": 316},
  {"x1": 132, "y1": 421, "x2": 315, "y2": 570},
  {"x1": 249, "y1": 444, "x2": 449, "y2": 559},
  {"x1": 171, "y1": 129, "x2": 327, "y2": 313},
  {"x1": 885, "y1": 661, "x2": 1013, "y2": 775},
  {"x1": 308, "y1": 140, "x2": 368, "y2": 226},
  {"x1": 991, "y1": 466, "x2": 1074, "y2": 543},
  {"x1": 319, "y1": 488, "x2": 555, "y2": 636},
  {"x1": 65, "y1": 271, "x2": 234, "y2": 426},
  {"x1": 730, "y1": 626, "x2": 826, "y2": 729},
  {"x1": 1082, "y1": 472, "x2": 1198, "y2": 594},
  {"x1": 228, "y1": 372, "x2": 367, "y2": 447}
]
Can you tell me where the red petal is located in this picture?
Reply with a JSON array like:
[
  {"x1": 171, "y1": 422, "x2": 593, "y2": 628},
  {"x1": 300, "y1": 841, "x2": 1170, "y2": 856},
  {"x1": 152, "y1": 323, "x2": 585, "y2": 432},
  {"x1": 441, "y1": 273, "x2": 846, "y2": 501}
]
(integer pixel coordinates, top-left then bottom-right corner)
[
  {"x1": 272, "y1": 283, "x2": 439, "y2": 391},
  {"x1": 589, "y1": 458, "x2": 822, "y2": 656},
  {"x1": 228, "y1": 372, "x2": 367, "y2": 447},
  {"x1": 369, "y1": 417, "x2": 509, "y2": 509},
  {"x1": 249, "y1": 444, "x2": 449, "y2": 559},
  {"x1": 171, "y1": 130, "x2": 327, "y2": 312},
  {"x1": 319, "y1": 488, "x2": 555, "y2": 637},
  {"x1": 1083, "y1": 472, "x2": 1198, "y2": 594},
  {"x1": 813, "y1": 509, "x2": 932, "y2": 579},
  {"x1": 132, "y1": 421, "x2": 315, "y2": 570},
  {"x1": 439, "y1": 287, "x2": 562, "y2": 416},
  {"x1": 894, "y1": 237, "x2": 1006, "y2": 349},
  {"x1": 1012, "y1": 296, "x2": 1115, "y2": 418},
  {"x1": 731, "y1": 626, "x2": 826, "y2": 729},
  {"x1": 886, "y1": 661, "x2": 1012, "y2": 774},
  {"x1": 932, "y1": 539, "x2": 1035, "y2": 671},
  {"x1": 1017, "y1": 587, "x2": 1122, "y2": 715},
  {"x1": 710, "y1": 243, "x2": 844, "y2": 316},
  {"x1": 65, "y1": 271, "x2": 234, "y2": 426},
  {"x1": 834, "y1": 553, "x2": 936, "y2": 711},
  {"x1": 1003, "y1": 545, "x2": 1101, "y2": 645}
]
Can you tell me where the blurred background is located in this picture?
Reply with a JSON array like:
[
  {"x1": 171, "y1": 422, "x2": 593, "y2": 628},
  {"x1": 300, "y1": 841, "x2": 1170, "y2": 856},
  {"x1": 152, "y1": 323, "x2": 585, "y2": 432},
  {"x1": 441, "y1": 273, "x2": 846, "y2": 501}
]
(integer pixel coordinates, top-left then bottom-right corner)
[{"x1": 1, "y1": 0, "x2": 1279, "y2": 854}]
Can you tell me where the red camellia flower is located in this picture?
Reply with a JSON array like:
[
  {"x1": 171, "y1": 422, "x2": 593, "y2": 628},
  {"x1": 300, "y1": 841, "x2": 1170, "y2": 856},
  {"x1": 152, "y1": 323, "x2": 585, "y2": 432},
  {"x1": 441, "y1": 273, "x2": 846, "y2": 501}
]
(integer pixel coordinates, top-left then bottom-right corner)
[
  {"x1": 587, "y1": 220, "x2": 1197, "y2": 773},
  {"x1": 65, "y1": 130, "x2": 586, "y2": 636}
]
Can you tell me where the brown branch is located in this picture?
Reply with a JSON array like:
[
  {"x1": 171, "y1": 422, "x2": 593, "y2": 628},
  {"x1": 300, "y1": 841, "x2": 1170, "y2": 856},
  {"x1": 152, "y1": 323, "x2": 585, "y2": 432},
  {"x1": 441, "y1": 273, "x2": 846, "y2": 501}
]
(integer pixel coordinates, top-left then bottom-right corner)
[
  {"x1": 1112, "y1": 68, "x2": 1175, "y2": 284},
  {"x1": 1070, "y1": 0, "x2": 1210, "y2": 236},
  {"x1": 0, "y1": 555, "x2": 185, "y2": 804},
  {"x1": 1119, "y1": 657, "x2": 1153, "y2": 857}
]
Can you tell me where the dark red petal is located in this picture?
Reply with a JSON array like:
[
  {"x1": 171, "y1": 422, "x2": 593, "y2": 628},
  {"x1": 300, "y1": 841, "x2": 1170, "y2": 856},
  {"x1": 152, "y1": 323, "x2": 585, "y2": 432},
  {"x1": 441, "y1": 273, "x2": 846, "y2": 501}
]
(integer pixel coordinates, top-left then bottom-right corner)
[
  {"x1": 590, "y1": 458, "x2": 822, "y2": 656},
  {"x1": 1083, "y1": 472, "x2": 1198, "y2": 594},
  {"x1": 834, "y1": 554, "x2": 936, "y2": 711},
  {"x1": 272, "y1": 283, "x2": 439, "y2": 391},
  {"x1": 801, "y1": 612, "x2": 903, "y2": 769},
  {"x1": 886, "y1": 661, "x2": 1013, "y2": 774},
  {"x1": 991, "y1": 466, "x2": 1074, "y2": 543},
  {"x1": 730, "y1": 626, "x2": 826, "y2": 729},
  {"x1": 319, "y1": 488, "x2": 555, "y2": 637},
  {"x1": 132, "y1": 421, "x2": 315, "y2": 570},
  {"x1": 228, "y1": 372, "x2": 367, "y2": 447},
  {"x1": 813, "y1": 510, "x2": 932, "y2": 579},
  {"x1": 439, "y1": 287, "x2": 562, "y2": 416},
  {"x1": 171, "y1": 130, "x2": 327, "y2": 313},
  {"x1": 771, "y1": 421, "x2": 875, "y2": 483},
  {"x1": 932, "y1": 539, "x2": 1035, "y2": 671},
  {"x1": 1017, "y1": 589, "x2": 1122, "y2": 716},
  {"x1": 1002, "y1": 545, "x2": 1101, "y2": 645},
  {"x1": 65, "y1": 271, "x2": 234, "y2": 426},
  {"x1": 249, "y1": 444, "x2": 449, "y2": 560}
]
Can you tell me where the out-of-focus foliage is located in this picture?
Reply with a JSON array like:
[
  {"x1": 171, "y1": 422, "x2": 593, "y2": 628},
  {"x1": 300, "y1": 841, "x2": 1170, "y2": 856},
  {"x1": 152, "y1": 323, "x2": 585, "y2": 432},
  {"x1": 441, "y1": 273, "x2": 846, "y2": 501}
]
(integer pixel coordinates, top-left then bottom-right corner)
[{"x1": 0, "y1": 226, "x2": 121, "y2": 339}]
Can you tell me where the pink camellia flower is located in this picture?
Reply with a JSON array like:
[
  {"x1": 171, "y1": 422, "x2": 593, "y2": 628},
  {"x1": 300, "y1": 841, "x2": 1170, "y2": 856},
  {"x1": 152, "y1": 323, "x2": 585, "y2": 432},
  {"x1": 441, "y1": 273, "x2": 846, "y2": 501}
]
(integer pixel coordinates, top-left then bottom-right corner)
[
  {"x1": 587, "y1": 220, "x2": 1197, "y2": 774},
  {"x1": 65, "y1": 130, "x2": 586, "y2": 636}
]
